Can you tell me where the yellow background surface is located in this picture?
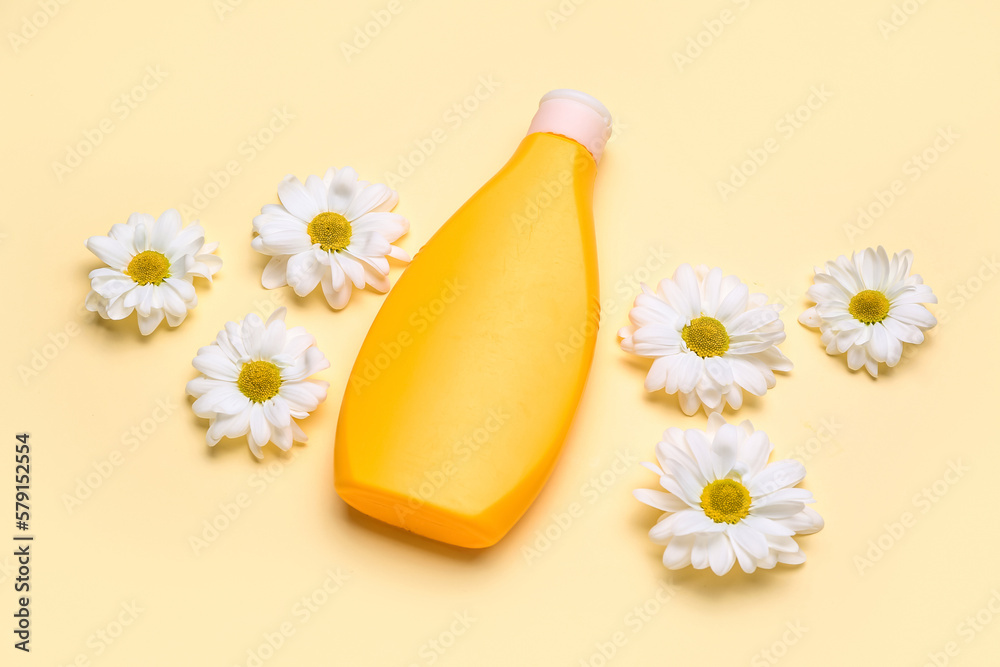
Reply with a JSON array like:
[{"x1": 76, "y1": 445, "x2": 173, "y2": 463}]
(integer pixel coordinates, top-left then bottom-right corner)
[{"x1": 2, "y1": 0, "x2": 999, "y2": 665}]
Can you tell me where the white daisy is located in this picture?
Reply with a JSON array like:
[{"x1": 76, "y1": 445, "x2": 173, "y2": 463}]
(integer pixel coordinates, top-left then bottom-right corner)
[
  {"x1": 85, "y1": 209, "x2": 222, "y2": 334},
  {"x1": 634, "y1": 414, "x2": 823, "y2": 576},
  {"x1": 186, "y1": 308, "x2": 329, "y2": 458},
  {"x1": 252, "y1": 167, "x2": 410, "y2": 310},
  {"x1": 798, "y1": 247, "x2": 937, "y2": 377},
  {"x1": 618, "y1": 264, "x2": 792, "y2": 415}
]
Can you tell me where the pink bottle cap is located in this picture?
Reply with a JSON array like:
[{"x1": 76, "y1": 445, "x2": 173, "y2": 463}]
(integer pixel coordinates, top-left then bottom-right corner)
[{"x1": 526, "y1": 89, "x2": 613, "y2": 164}]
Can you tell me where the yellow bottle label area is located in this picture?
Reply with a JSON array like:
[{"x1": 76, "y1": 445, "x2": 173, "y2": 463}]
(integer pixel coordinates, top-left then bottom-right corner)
[{"x1": 335, "y1": 132, "x2": 601, "y2": 548}]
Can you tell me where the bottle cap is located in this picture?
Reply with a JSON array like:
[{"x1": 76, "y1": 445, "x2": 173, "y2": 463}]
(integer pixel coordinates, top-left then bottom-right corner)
[{"x1": 527, "y1": 89, "x2": 613, "y2": 163}]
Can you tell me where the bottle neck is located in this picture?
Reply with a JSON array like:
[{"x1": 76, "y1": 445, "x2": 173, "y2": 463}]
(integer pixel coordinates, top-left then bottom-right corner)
[{"x1": 526, "y1": 90, "x2": 612, "y2": 164}]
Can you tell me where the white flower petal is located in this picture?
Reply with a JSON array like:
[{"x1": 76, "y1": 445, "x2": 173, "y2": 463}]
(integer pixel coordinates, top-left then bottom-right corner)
[
  {"x1": 751, "y1": 500, "x2": 806, "y2": 520},
  {"x1": 729, "y1": 357, "x2": 767, "y2": 396},
  {"x1": 732, "y1": 539, "x2": 758, "y2": 573},
  {"x1": 321, "y1": 263, "x2": 353, "y2": 309},
  {"x1": 633, "y1": 488, "x2": 689, "y2": 512},
  {"x1": 715, "y1": 283, "x2": 749, "y2": 323},
  {"x1": 256, "y1": 229, "x2": 313, "y2": 255},
  {"x1": 749, "y1": 459, "x2": 806, "y2": 496},
  {"x1": 708, "y1": 533, "x2": 736, "y2": 575},
  {"x1": 710, "y1": 424, "x2": 740, "y2": 479},
  {"x1": 262, "y1": 255, "x2": 290, "y2": 289},
  {"x1": 260, "y1": 319, "x2": 287, "y2": 360},
  {"x1": 662, "y1": 535, "x2": 695, "y2": 569},
  {"x1": 249, "y1": 403, "x2": 270, "y2": 450},
  {"x1": 691, "y1": 534, "x2": 712, "y2": 570},
  {"x1": 304, "y1": 175, "x2": 329, "y2": 213},
  {"x1": 650, "y1": 509, "x2": 720, "y2": 541},
  {"x1": 353, "y1": 211, "x2": 409, "y2": 240},
  {"x1": 193, "y1": 352, "x2": 239, "y2": 381},
  {"x1": 728, "y1": 521, "x2": 768, "y2": 559},
  {"x1": 263, "y1": 396, "x2": 292, "y2": 428},
  {"x1": 781, "y1": 507, "x2": 825, "y2": 535},
  {"x1": 327, "y1": 166, "x2": 361, "y2": 213},
  {"x1": 278, "y1": 174, "x2": 322, "y2": 221},
  {"x1": 272, "y1": 425, "x2": 293, "y2": 451},
  {"x1": 674, "y1": 353, "x2": 703, "y2": 394},
  {"x1": 151, "y1": 209, "x2": 182, "y2": 252},
  {"x1": 738, "y1": 430, "x2": 772, "y2": 477},
  {"x1": 241, "y1": 314, "x2": 265, "y2": 357},
  {"x1": 643, "y1": 356, "x2": 670, "y2": 392},
  {"x1": 678, "y1": 390, "x2": 702, "y2": 416},
  {"x1": 890, "y1": 303, "x2": 936, "y2": 328},
  {"x1": 742, "y1": 514, "x2": 796, "y2": 537},
  {"x1": 286, "y1": 250, "x2": 325, "y2": 297},
  {"x1": 345, "y1": 182, "x2": 396, "y2": 220},
  {"x1": 673, "y1": 264, "x2": 703, "y2": 316},
  {"x1": 278, "y1": 382, "x2": 322, "y2": 413},
  {"x1": 869, "y1": 323, "x2": 889, "y2": 363},
  {"x1": 86, "y1": 235, "x2": 133, "y2": 270}
]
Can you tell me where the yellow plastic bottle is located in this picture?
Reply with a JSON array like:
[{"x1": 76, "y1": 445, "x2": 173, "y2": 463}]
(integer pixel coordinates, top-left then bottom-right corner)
[{"x1": 335, "y1": 90, "x2": 612, "y2": 548}]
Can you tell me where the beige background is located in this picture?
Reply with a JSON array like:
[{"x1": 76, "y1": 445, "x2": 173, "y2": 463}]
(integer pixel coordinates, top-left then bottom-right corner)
[{"x1": 2, "y1": 0, "x2": 999, "y2": 664}]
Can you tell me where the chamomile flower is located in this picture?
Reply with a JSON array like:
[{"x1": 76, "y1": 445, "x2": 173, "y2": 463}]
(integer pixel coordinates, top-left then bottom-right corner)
[
  {"x1": 186, "y1": 308, "x2": 329, "y2": 458},
  {"x1": 634, "y1": 415, "x2": 823, "y2": 575},
  {"x1": 619, "y1": 264, "x2": 792, "y2": 415},
  {"x1": 85, "y1": 209, "x2": 221, "y2": 334},
  {"x1": 252, "y1": 167, "x2": 410, "y2": 310},
  {"x1": 798, "y1": 247, "x2": 936, "y2": 377}
]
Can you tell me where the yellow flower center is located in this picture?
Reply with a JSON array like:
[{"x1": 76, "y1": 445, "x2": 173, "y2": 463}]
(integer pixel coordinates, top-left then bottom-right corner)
[
  {"x1": 700, "y1": 479, "x2": 752, "y2": 524},
  {"x1": 848, "y1": 289, "x2": 890, "y2": 324},
  {"x1": 126, "y1": 250, "x2": 171, "y2": 285},
  {"x1": 307, "y1": 211, "x2": 352, "y2": 252},
  {"x1": 237, "y1": 361, "x2": 283, "y2": 403},
  {"x1": 681, "y1": 316, "x2": 730, "y2": 358}
]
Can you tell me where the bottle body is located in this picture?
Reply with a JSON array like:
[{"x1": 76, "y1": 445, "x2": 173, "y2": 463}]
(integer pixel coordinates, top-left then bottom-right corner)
[{"x1": 335, "y1": 129, "x2": 602, "y2": 548}]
